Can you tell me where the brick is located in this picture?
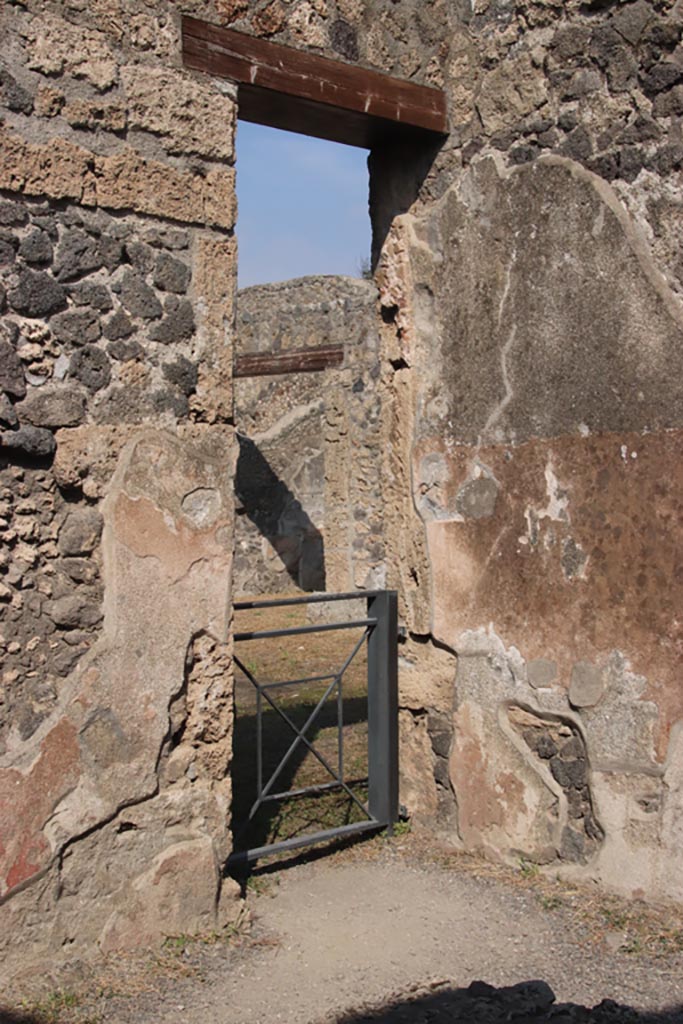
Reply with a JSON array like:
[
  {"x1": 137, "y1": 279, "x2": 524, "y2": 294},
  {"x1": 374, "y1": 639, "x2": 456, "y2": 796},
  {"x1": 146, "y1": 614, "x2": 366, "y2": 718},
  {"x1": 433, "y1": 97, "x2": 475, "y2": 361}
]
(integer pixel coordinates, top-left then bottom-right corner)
[
  {"x1": 0, "y1": 128, "x2": 236, "y2": 230},
  {"x1": 121, "y1": 65, "x2": 236, "y2": 161}
]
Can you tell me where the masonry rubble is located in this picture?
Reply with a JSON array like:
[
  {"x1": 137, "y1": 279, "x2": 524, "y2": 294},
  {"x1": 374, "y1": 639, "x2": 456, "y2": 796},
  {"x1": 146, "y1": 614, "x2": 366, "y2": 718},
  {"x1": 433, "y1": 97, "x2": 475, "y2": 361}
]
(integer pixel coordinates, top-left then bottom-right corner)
[
  {"x1": 341, "y1": 979, "x2": 651, "y2": 1024},
  {"x1": 1, "y1": 0, "x2": 682, "y2": 988}
]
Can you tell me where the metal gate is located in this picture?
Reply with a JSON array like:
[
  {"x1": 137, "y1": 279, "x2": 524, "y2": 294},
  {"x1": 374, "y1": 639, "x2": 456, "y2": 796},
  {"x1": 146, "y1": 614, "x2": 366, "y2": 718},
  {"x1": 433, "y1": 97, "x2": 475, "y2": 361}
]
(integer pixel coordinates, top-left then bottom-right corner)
[{"x1": 228, "y1": 590, "x2": 398, "y2": 869}]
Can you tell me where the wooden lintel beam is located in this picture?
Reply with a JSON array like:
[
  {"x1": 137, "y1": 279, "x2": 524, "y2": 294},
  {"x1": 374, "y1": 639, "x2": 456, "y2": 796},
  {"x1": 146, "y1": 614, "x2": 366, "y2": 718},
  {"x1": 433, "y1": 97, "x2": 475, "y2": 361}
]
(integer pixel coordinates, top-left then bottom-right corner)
[
  {"x1": 234, "y1": 345, "x2": 344, "y2": 379},
  {"x1": 182, "y1": 16, "x2": 448, "y2": 149}
]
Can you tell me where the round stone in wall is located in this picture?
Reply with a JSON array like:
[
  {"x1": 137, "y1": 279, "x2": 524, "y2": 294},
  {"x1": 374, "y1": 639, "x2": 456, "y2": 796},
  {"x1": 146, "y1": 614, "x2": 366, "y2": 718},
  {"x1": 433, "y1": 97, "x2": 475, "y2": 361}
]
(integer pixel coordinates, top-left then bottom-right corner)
[{"x1": 181, "y1": 487, "x2": 221, "y2": 529}]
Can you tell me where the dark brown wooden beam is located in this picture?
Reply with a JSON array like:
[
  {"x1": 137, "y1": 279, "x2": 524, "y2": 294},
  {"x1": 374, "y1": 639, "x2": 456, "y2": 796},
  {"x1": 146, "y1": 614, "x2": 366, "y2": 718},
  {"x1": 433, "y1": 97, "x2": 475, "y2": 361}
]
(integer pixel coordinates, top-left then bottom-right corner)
[
  {"x1": 182, "y1": 16, "x2": 448, "y2": 149},
  {"x1": 234, "y1": 345, "x2": 344, "y2": 378}
]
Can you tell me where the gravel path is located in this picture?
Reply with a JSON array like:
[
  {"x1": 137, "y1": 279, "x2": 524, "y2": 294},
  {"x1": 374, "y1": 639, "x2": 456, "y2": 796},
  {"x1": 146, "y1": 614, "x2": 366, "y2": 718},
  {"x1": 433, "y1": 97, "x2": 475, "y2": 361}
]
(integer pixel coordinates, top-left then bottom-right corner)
[{"x1": 78, "y1": 846, "x2": 683, "y2": 1024}]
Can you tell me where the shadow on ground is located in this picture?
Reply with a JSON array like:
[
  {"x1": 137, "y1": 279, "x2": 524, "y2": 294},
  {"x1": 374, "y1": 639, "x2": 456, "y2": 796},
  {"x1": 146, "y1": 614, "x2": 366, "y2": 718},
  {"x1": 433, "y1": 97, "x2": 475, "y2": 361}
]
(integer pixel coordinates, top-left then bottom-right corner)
[
  {"x1": 230, "y1": 690, "x2": 369, "y2": 861},
  {"x1": 335, "y1": 980, "x2": 683, "y2": 1024},
  {"x1": 0, "y1": 1011, "x2": 43, "y2": 1024}
]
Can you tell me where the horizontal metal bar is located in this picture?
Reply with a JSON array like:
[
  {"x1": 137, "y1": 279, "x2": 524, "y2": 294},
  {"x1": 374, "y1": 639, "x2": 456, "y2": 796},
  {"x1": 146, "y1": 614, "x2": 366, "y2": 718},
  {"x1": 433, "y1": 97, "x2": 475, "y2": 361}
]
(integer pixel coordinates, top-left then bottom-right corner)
[
  {"x1": 234, "y1": 619, "x2": 375, "y2": 642},
  {"x1": 226, "y1": 819, "x2": 383, "y2": 868},
  {"x1": 234, "y1": 591, "x2": 384, "y2": 611},
  {"x1": 262, "y1": 777, "x2": 369, "y2": 803},
  {"x1": 246, "y1": 673, "x2": 337, "y2": 693}
]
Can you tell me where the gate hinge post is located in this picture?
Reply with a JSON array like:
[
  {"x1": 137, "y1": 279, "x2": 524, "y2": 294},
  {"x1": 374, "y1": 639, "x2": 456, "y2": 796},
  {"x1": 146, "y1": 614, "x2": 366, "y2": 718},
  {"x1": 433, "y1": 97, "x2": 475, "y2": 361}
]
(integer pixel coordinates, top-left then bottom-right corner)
[{"x1": 367, "y1": 590, "x2": 399, "y2": 828}]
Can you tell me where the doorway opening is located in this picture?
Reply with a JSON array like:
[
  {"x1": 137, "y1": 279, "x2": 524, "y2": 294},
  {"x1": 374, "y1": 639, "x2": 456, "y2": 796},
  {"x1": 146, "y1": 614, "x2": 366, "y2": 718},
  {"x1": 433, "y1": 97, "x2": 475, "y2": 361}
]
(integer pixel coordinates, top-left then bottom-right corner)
[
  {"x1": 181, "y1": 13, "x2": 447, "y2": 871},
  {"x1": 232, "y1": 121, "x2": 373, "y2": 598},
  {"x1": 231, "y1": 122, "x2": 379, "y2": 868}
]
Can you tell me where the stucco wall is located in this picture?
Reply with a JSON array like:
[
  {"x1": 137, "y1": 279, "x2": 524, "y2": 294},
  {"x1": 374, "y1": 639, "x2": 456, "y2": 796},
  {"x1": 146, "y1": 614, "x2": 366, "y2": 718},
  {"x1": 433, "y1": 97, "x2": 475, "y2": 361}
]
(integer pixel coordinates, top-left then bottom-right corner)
[{"x1": 369, "y1": 0, "x2": 683, "y2": 904}]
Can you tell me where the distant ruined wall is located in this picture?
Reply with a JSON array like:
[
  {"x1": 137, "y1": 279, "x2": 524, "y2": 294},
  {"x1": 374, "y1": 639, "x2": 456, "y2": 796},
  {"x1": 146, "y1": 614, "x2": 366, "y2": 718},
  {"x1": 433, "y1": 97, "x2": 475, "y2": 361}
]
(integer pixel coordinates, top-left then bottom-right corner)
[
  {"x1": 0, "y1": 0, "x2": 238, "y2": 986},
  {"x1": 234, "y1": 276, "x2": 384, "y2": 596}
]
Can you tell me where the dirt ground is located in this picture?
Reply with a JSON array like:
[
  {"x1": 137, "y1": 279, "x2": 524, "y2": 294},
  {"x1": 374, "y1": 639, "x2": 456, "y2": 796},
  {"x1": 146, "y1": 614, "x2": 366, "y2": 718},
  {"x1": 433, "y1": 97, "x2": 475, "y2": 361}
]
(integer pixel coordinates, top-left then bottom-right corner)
[{"x1": 7, "y1": 832, "x2": 683, "y2": 1024}]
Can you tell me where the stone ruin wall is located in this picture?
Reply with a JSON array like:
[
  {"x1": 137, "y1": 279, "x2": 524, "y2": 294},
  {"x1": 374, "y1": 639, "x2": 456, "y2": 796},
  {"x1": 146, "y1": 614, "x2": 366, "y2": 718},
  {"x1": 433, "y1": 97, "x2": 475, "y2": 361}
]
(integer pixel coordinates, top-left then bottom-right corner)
[
  {"x1": 2, "y1": 0, "x2": 683, "y2": 990},
  {"x1": 366, "y1": 0, "x2": 683, "y2": 906},
  {"x1": 234, "y1": 275, "x2": 384, "y2": 597},
  {"x1": 225, "y1": 0, "x2": 683, "y2": 905},
  {"x1": 0, "y1": 0, "x2": 240, "y2": 987}
]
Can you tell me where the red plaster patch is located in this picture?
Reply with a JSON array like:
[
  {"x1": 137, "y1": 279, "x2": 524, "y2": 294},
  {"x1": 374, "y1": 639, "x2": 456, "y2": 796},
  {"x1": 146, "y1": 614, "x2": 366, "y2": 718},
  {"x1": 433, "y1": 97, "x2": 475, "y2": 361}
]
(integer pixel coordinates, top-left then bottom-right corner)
[
  {"x1": 422, "y1": 430, "x2": 683, "y2": 757},
  {"x1": 0, "y1": 718, "x2": 81, "y2": 896}
]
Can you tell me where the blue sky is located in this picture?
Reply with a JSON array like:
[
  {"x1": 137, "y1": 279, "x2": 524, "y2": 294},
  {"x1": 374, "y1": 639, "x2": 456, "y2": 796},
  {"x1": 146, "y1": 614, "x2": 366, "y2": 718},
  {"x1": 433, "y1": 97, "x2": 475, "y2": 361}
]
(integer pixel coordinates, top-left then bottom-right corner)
[{"x1": 235, "y1": 121, "x2": 371, "y2": 289}]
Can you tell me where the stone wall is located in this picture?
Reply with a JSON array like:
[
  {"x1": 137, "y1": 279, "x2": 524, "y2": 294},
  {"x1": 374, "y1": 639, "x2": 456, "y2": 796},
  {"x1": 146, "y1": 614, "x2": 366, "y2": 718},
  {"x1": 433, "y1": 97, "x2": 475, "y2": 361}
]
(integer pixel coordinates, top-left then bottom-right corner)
[
  {"x1": 1, "y1": 0, "x2": 238, "y2": 986},
  {"x1": 3, "y1": 0, "x2": 683, "y2": 987},
  {"x1": 368, "y1": 0, "x2": 683, "y2": 904},
  {"x1": 234, "y1": 275, "x2": 384, "y2": 596}
]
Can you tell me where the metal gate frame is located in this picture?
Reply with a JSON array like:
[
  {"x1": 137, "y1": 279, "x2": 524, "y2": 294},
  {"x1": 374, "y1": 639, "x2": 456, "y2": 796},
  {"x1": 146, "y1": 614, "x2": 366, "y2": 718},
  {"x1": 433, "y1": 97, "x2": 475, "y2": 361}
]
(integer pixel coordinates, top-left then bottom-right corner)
[{"x1": 228, "y1": 590, "x2": 398, "y2": 869}]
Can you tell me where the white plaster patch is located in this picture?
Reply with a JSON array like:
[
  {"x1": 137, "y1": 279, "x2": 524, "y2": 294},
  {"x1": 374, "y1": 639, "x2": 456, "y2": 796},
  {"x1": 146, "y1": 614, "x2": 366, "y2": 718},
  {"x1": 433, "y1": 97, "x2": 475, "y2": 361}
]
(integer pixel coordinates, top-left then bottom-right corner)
[
  {"x1": 538, "y1": 461, "x2": 570, "y2": 523},
  {"x1": 181, "y1": 488, "x2": 221, "y2": 529}
]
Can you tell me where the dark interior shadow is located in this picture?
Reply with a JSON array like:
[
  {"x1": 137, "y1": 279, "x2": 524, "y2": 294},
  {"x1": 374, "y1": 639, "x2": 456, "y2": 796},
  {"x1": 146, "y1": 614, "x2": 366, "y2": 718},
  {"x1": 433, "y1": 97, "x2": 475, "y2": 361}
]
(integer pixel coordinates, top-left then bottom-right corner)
[
  {"x1": 235, "y1": 433, "x2": 325, "y2": 592},
  {"x1": 369, "y1": 136, "x2": 444, "y2": 269},
  {"x1": 334, "y1": 980, "x2": 683, "y2": 1024}
]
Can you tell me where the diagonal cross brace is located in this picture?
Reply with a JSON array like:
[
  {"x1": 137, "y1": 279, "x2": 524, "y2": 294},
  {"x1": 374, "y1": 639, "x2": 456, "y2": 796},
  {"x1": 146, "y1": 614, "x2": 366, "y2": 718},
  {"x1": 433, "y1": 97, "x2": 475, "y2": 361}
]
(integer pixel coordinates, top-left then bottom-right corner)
[{"x1": 234, "y1": 627, "x2": 372, "y2": 829}]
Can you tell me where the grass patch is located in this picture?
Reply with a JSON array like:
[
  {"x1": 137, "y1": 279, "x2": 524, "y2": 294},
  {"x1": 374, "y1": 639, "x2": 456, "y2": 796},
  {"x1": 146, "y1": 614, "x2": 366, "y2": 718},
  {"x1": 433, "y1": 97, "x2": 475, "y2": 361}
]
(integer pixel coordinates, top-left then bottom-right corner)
[
  {"x1": 17, "y1": 990, "x2": 97, "y2": 1024},
  {"x1": 518, "y1": 857, "x2": 540, "y2": 880},
  {"x1": 384, "y1": 819, "x2": 411, "y2": 839},
  {"x1": 538, "y1": 893, "x2": 564, "y2": 911},
  {"x1": 162, "y1": 918, "x2": 248, "y2": 956}
]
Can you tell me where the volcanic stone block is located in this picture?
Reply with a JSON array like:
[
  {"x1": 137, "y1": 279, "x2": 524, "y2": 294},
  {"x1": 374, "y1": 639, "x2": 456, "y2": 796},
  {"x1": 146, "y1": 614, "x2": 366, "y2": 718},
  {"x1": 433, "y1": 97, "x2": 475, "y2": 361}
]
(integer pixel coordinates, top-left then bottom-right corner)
[
  {"x1": 57, "y1": 557, "x2": 99, "y2": 583},
  {"x1": 125, "y1": 241, "x2": 154, "y2": 274},
  {"x1": 150, "y1": 296, "x2": 195, "y2": 343},
  {"x1": 103, "y1": 310, "x2": 135, "y2": 341},
  {"x1": 162, "y1": 356, "x2": 198, "y2": 395},
  {"x1": 18, "y1": 229, "x2": 53, "y2": 265},
  {"x1": 0, "y1": 394, "x2": 18, "y2": 428},
  {"x1": 120, "y1": 271, "x2": 162, "y2": 320},
  {"x1": 53, "y1": 229, "x2": 103, "y2": 282},
  {"x1": 153, "y1": 252, "x2": 191, "y2": 294},
  {"x1": 0, "y1": 231, "x2": 18, "y2": 267},
  {"x1": 0, "y1": 425, "x2": 56, "y2": 457},
  {"x1": 0, "y1": 340, "x2": 26, "y2": 398},
  {"x1": 69, "y1": 345, "x2": 111, "y2": 392},
  {"x1": 108, "y1": 338, "x2": 144, "y2": 362},
  {"x1": 70, "y1": 282, "x2": 113, "y2": 312},
  {"x1": 642, "y1": 61, "x2": 683, "y2": 95},
  {"x1": 18, "y1": 386, "x2": 86, "y2": 428},
  {"x1": 549, "y1": 755, "x2": 587, "y2": 789},
  {"x1": 0, "y1": 200, "x2": 29, "y2": 227},
  {"x1": 45, "y1": 593, "x2": 103, "y2": 628},
  {"x1": 8, "y1": 268, "x2": 67, "y2": 317},
  {"x1": 51, "y1": 309, "x2": 101, "y2": 346}
]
